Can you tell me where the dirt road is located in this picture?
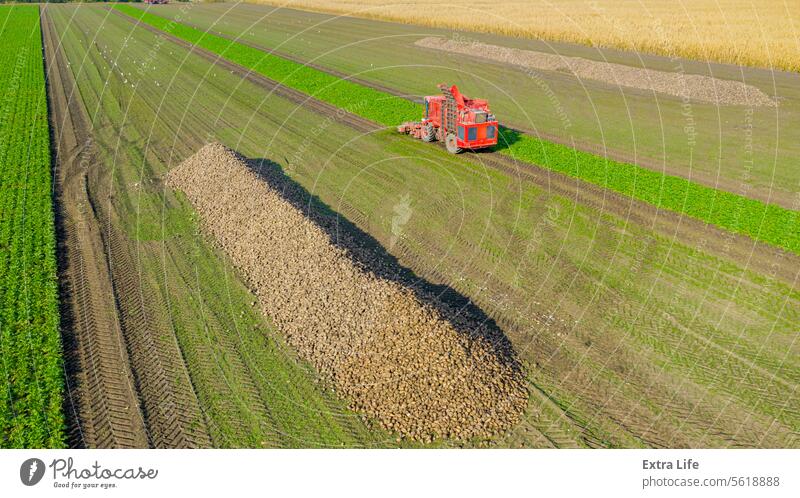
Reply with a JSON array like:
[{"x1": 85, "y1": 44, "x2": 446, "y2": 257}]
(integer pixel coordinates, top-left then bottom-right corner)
[
  {"x1": 42, "y1": 5, "x2": 149, "y2": 448},
  {"x1": 42, "y1": 5, "x2": 211, "y2": 448}
]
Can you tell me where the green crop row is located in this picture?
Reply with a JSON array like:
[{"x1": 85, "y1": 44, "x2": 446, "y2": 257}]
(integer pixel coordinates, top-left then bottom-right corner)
[
  {"x1": 498, "y1": 130, "x2": 800, "y2": 253},
  {"x1": 117, "y1": 5, "x2": 799, "y2": 255},
  {"x1": 0, "y1": 5, "x2": 65, "y2": 448}
]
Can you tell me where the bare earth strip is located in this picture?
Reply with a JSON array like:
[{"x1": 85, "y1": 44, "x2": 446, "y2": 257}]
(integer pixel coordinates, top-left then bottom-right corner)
[
  {"x1": 42, "y1": 5, "x2": 150, "y2": 449},
  {"x1": 167, "y1": 144, "x2": 528, "y2": 442},
  {"x1": 415, "y1": 37, "x2": 776, "y2": 107},
  {"x1": 42, "y1": 5, "x2": 211, "y2": 448}
]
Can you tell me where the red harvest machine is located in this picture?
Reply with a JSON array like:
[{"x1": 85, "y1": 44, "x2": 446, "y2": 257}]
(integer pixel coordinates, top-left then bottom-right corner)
[{"x1": 398, "y1": 84, "x2": 498, "y2": 153}]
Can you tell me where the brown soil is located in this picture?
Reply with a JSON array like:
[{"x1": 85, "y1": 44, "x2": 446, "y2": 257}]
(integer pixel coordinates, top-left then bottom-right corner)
[
  {"x1": 42, "y1": 6, "x2": 150, "y2": 448},
  {"x1": 167, "y1": 143, "x2": 529, "y2": 441},
  {"x1": 416, "y1": 37, "x2": 776, "y2": 107},
  {"x1": 43, "y1": 5, "x2": 211, "y2": 448}
]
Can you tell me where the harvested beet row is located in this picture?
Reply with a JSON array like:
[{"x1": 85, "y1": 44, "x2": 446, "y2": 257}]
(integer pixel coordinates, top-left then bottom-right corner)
[
  {"x1": 415, "y1": 37, "x2": 776, "y2": 107},
  {"x1": 166, "y1": 143, "x2": 528, "y2": 442}
]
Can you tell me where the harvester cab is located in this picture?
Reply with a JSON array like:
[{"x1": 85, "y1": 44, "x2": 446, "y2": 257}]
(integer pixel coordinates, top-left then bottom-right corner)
[{"x1": 398, "y1": 84, "x2": 498, "y2": 153}]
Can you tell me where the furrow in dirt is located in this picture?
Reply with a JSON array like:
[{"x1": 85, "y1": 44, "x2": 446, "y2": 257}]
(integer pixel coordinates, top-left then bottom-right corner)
[
  {"x1": 167, "y1": 143, "x2": 529, "y2": 441},
  {"x1": 42, "y1": 5, "x2": 150, "y2": 449},
  {"x1": 44, "y1": 5, "x2": 212, "y2": 448}
]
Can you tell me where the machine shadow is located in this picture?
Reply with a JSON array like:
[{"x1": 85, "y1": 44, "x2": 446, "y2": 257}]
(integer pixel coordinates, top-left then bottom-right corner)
[{"x1": 246, "y1": 155, "x2": 523, "y2": 372}]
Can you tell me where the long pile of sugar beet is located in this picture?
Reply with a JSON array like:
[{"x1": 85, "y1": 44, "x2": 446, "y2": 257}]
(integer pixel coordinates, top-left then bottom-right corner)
[{"x1": 167, "y1": 143, "x2": 528, "y2": 441}]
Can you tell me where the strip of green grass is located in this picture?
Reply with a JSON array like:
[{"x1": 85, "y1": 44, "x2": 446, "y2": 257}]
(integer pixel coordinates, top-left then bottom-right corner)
[
  {"x1": 499, "y1": 129, "x2": 800, "y2": 253},
  {"x1": 0, "y1": 5, "x2": 65, "y2": 448},
  {"x1": 116, "y1": 4, "x2": 800, "y2": 255}
]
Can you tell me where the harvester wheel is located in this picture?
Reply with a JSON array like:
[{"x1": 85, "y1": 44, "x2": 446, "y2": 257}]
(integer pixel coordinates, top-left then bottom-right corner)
[
  {"x1": 422, "y1": 123, "x2": 435, "y2": 142},
  {"x1": 445, "y1": 134, "x2": 462, "y2": 154}
]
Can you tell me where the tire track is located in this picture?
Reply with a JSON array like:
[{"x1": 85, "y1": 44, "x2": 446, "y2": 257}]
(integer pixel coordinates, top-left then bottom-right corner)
[
  {"x1": 107, "y1": 6, "x2": 800, "y2": 448},
  {"x1": 102, "y1": 224, "x2": 212, "y2": 448},
  {"x1": 45, "y1": 6, "x2": 212, "y2": 448},
  {"x1": 161, "y1": 236, "x2": 283, "y2": 447},
  {"x1": 42, "y1": 5, "x2": 150, "y2": 449}
]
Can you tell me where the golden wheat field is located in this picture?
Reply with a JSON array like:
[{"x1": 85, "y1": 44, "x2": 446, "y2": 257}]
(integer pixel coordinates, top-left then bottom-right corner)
[{"x1": 246, "y1": 0, "x2": 799, "y2": 72}]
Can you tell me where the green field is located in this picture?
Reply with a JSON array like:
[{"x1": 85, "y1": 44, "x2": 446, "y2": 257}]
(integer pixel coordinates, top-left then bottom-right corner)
[
  {"x1": 501, "y1": 131, "x2": 800, "y2": 253},
  {"x1": 52, "y1": 4, "x2": 799, "y2": 447},
  {"x1": 49, "y1": 4, "x2": 421, "y2": 448},
  {"x1": 117, "y1": 4, "x2": 800, "y2": 255},
  {"x1": 145, "y1": 3, "x2": 800, "y2": 210},
  {"x1": 0, "y1": 5, "x2": 64, "y2": 448}
]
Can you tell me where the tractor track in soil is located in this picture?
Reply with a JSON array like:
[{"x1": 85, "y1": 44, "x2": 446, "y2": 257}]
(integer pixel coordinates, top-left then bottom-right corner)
[
  {"x1": 111, "y1": 7, "x2": 800, "y2": 287},
  {"x1": 109, "y1": 7, "x2": 379, "y2": 136},
  {"x1": 43, "y1": 6, "x2": 212, "y2": 448},
  {"x1": 102, "y1": 221, "x2": 212, "y2": 448},
  {"x1": 177, "y1": 19, "x2": 424, "y2": 104},
  {"x1": 42, "y1": 5, "x2": 149, "y2": 449}
]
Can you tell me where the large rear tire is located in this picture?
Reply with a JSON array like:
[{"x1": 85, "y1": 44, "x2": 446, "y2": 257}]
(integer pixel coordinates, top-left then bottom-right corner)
[
  {"x1": 422, "y1": 123, "x2": 435, "y2": 142},
  {"x1": 445, "y1": 133, "x2": 462, "y2": 154}
]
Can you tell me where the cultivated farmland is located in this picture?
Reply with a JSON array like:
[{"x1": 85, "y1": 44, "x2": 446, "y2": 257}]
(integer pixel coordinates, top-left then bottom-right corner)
[
  {"x1": 45, "y1": 4, "x2": 404, "y2": 448},
  {"x1": 0, "y1": 5, "x2": 64, "y2": 448},
  {"x1": 37, "y1": 3, "x2": 798, "y2": 448},
  {"x1": 118, "y1": 5, "x2": 800, "y2": 255},
  {"x1": 250, "y1": 0, "x2": 800, "y2": 72},
  {"x1": 168, "y1": 143, "x2": 528, "y2": 441},
  {"x1": 5, "y1": 1, "x2": 798, "y2": 449},
  {"x1": 151, "y1": 2, "x2": 800, "y2": 210}
]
